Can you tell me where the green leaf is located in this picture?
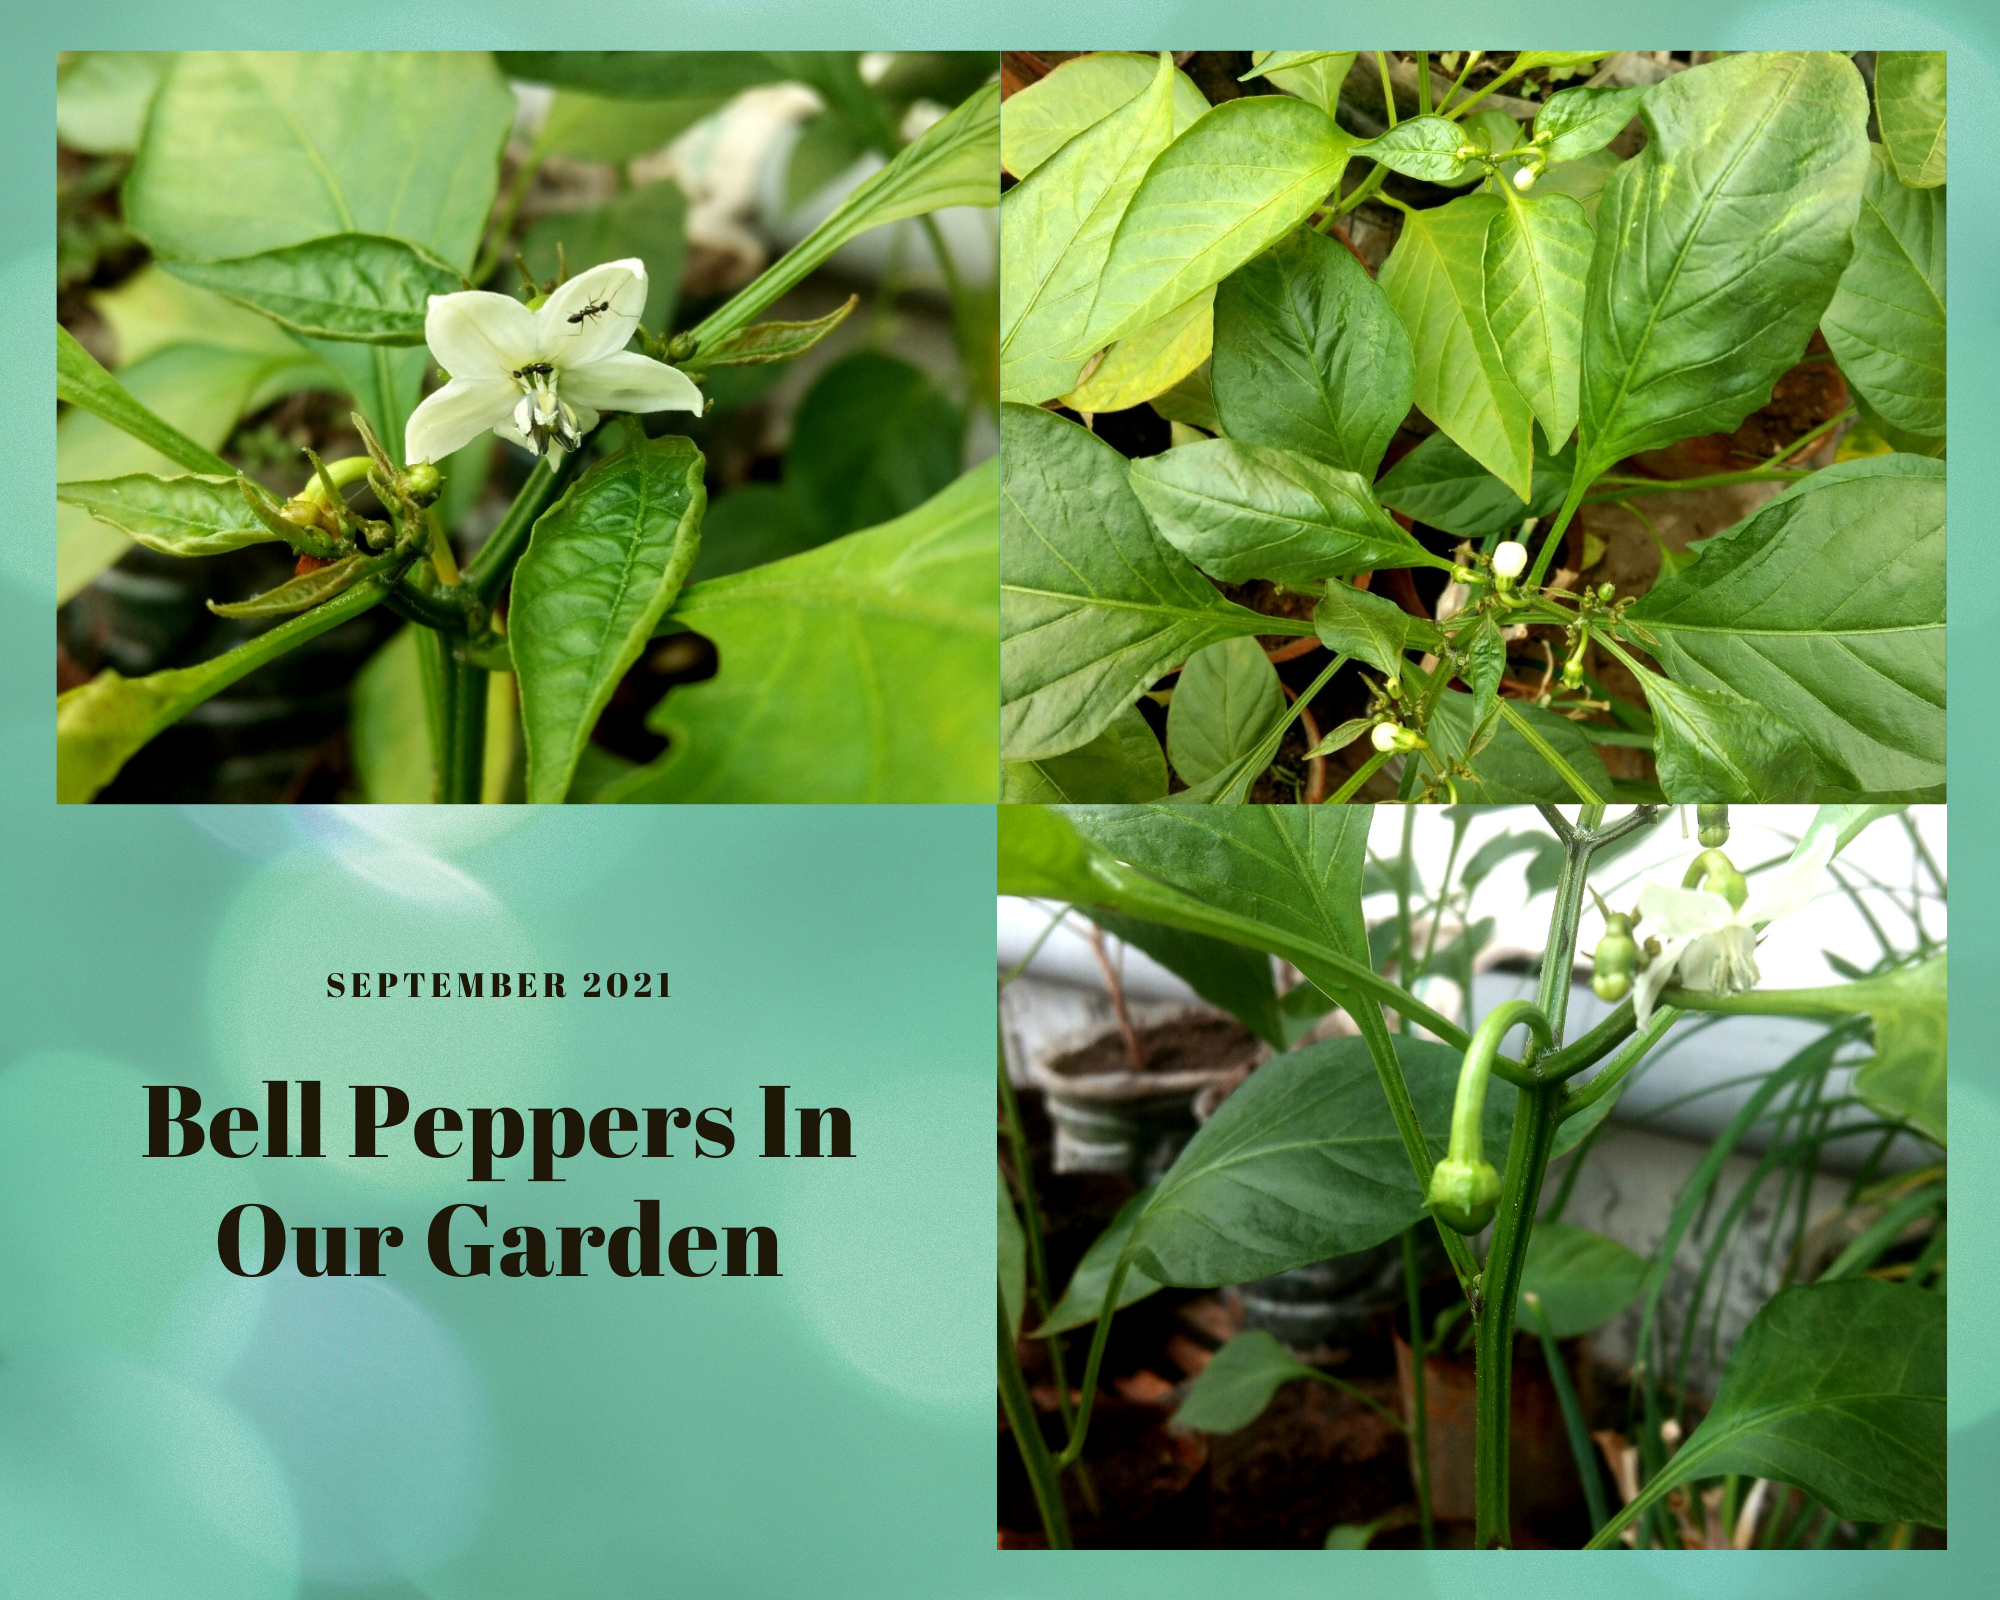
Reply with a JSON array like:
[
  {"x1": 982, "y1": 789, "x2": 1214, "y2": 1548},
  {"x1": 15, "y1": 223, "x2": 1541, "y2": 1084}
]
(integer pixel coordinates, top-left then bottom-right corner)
[
  {"x1": 1425, "y1": 690, "x2": 1615, "y2": 803},
  {"x1": 785, "y1": 351, "x2": 963, "y2": 540},
  {"x1": 512, "y1": 436, "x2": 707, "y2": 805},
  {"x1": 1313, "y1": 582, "x2": 1433, "y2": 684},
  {"x1": 1174, "y1": 1330, "x2": 1326, "y2": 1433},
  {"x1": 1063, "y1": 288, "x2": 1213, "y2": 413},
  {"x1": 1822, "y1": 145, "x2": 1945, "y2": 439},
  {"x1": 999, "y1": 1169, "x2": 1026, "y2": 1340},
  {"x1": 1519, "y1": 1222, "x2": 1653, "y2": 1337},
  {"x1": 58, "y1": 320, "x2": 332, "y2": 601},
  {"x1": 349, "y1": 628, "x2": 434, "y2": 803},
  {"x1": 1514, "y1": 51, "x2": 1618, "y2": 73},
  {"x1": 534, "y1": 89, "x2": 724, "y2": 164},
  {"x1": 1484, "y1": 191, "x2": 1592, "y2": 450},
  {"x1": 126, "y1": 51, "x2": 512, "y2": 271},
  {"x1": 1000, "y1": 404, "x2": 1289, "y2": 762},
  {"x1": 1034, "y1": 1185, "x2": 1165, "y2": 1335},
  {"x1": 209, "y1": 553, "x2": 378, "y2": 617},
  {"x1": 56, "y1": 51, "x2": 171, "y2": 155},
  {"x1": 56, "y1": 325, "x2": 236, "y2": 478},
  {"x1": 1461, "y1": 615, "x2": 1506, "y2": 729},
  {"x1": 1001, "y1": 704, "x2": 1169, "y2": 804},
  {"x1": 1533, "y1": 85, "x2": 1648, "y2": 165},
  {"x1": 1598, "y1": 1279, "x2": 1943, "y2": 1540},
  {"x1": 1090, "y1": 913, "x2": 1285, "y2": 1048},
  {"x1": 159, "y1": 234, "x2": 462, "y2": 346},
  {"x1": 1874, "y1": 51, "x2": 1945, "y2": 188},
  {"x1": 1626, "y1": 454, "x2": 1944, "y2": 795},
  {"x1": 685, "y1": 484, "x2": 820, "y2": 585},
  {"x1": 1083, "y1": 95, "x2": 1354, "y2": 350},
  {"x1": 605, "y1": 460, "x2": 998, "y2": 803},
  {"x1": 1211, "y1": 228, "x2": 1413, "y2": 479},
  {"x1": 1063, "y1": 805, "x2": 1372, "y2": 995},
  {"x1": 1375, "y1": 430, "x2": 1575, "y2": 538},
  {"x1": 1303, "y1": 718, "x2": 1373, "y2": 761},
  {"x1": 1248, "y1": 52, "x2": 1357, "y2": 118},
  {"x1": 1575, "y1": 51, "x2": 1871, "y2": 484},
  {"x1": 54, "y1": 473, "x2": 276, "y2": 559},
  {"x1": 1850, "y1": 956, "x2": 1946, "y2": 1145},
  {"x1": 684, "y1": 296, "x2": 856, "y2": 376},
  {"x1": 1000, "y1": 54, "x2": 1179, "y2": 404},
  {"x1": 58, "y1": 577, "x2": 390, "y2": 803},
  {"x1": 496, "y1": 52, "x2": 787, "y2": 99},
  {"x1": 692, "y1": 80, "x2": 998, "y2": 349},
  {"x1": 522, "y1": 181, "x2": 689, "y2": 339},
  {"x1": 997, "y1": 804, "x2": 1101, "y2": 902},
  {"x1": 1380, "y1": 194, "x2": 1536, "y2": 499},
  {"x1": 1000, "y1": 52, "x2": 1209, "y2": 178},
  {"x1": 1167, "y1": 637, "x2": 1285, "y2": 788},
  {"x1": 1355, "y1": 114, "x2": 1485, "y2": 185},
  {"x1": 1123, "y1": 1034, "x2": 1508, "y2": 1286},
  {"x1": 1129, "y1": 439, "x2": 1451, "y2": 586},
  {"x1": 1629, "y1": 672, "x2": 1817, "y2": 802}
]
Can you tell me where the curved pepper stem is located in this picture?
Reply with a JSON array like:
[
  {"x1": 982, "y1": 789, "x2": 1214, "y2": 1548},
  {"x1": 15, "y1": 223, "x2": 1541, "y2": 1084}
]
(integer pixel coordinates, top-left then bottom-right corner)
[
  {"x1": 1682, "y1": 846, "x2": 1747, "y2": 911},
  {"x1": 1430, "y1": 999, "x2": 1553, "y2": 1233}
]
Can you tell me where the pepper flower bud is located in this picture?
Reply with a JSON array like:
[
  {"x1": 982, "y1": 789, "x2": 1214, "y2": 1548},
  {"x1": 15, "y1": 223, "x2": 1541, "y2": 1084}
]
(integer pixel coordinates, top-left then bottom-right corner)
[
  {"x1": 1372, "y1": 720, "x2": 1424, "y2": 754},
  {"x1": 1593, "y1": 911, "x2": 1640, "y2": 1001},
  {"x1": 1491, "y1": 540, "x2": 1528, "y2": 587},
  {"x1": 1697, "y1": 805, "x2": 1730, "y2": 848}
]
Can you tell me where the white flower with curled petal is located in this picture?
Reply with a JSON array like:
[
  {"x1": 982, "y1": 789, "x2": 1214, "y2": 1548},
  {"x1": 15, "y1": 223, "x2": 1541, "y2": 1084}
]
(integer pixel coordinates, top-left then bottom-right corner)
[
  {"x1": 1627, "y1": 829, "x2": 1839, "y2": 1027},
  {"x1": 402, "y1": 258, "x2": 701, "y2": 466}
]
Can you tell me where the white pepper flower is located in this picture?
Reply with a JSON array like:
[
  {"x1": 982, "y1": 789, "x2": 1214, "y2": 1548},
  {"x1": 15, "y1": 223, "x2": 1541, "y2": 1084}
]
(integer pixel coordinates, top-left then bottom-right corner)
[
  {"x1": 402, "y1": 259, "x2": 701, "y2": 466},
  {"x1": 1492, "y1": 540, "x2": 1528, "y2": 580},
  {"x1": 1628, "y1": 830, "x2": 1839, "y2": 1026}
]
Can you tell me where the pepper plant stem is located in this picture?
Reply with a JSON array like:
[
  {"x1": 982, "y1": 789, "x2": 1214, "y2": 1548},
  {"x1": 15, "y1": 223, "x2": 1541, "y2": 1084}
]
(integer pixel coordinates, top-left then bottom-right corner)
[
  {"x1": 1403, "y1": 1225, "x2": 1436, "y2": 1549},
  {"x1": 996, "y1": 1023, "x2": 1076, "y2": 1435}
]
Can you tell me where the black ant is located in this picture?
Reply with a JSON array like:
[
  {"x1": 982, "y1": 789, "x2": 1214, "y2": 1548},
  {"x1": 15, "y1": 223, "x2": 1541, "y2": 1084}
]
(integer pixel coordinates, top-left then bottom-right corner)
[{"x1": 567, "y1": 296, "x2": 613, "y2": 326}]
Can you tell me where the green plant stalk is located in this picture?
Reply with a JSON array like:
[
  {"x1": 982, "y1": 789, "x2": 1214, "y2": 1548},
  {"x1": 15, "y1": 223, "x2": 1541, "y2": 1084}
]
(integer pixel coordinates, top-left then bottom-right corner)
[
  {"x1": 1474, "y1": 808, "x2": 1601, "y2": 1546},
  {"x1": 1393, "y1": 808, "x2": 1417, "y2": 1033},
  {"x1": 464, "y1": 455, "x2": 567, "y2": 605},
  {"x1": 996, "y1": 1023, "x2": 1077, "y2": 1434},
  {"x1": 1325, "y1": 747, "x2": 1393, "y2": 803},
  {"x1": 1581, "y1": 468, "x2": 1809, "y2": 506},
  {"x1": 1403, "y1": 1225, "x2": 1436, "y2": 1549},
  {"x1": 1377, "y1": 52, "x2": 1399, "y2": 129},
  {"x1": 419, "y1": 630, "x2": 488, "y2": 804},
  {"x1": 1496, "y1": 701, "x2": 1605, "y2": 803},
  {"x1": 1526, "y1": 1292, "x2": 1609, "y2": 1535},
  {"x1": 1558, "y1": 1004, "x2": 1681, "y2": 1117},
  {"x1": 1055, "y1": 1256, "x2": 1130, "y2": 1470},
  {"x1": 998, "y1": 1299, "x2": 1074, "y2": 1548}
]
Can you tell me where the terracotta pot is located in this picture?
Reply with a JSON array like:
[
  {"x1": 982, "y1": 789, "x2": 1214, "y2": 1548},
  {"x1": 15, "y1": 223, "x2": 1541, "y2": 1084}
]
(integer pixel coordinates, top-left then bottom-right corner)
[
  {"x1": 1393, "y1": 1329, "x2": 1582, "y2": 1533},
  {"x1": 998, "y1": 1397, "x2": 1211, "y2": 1548}
]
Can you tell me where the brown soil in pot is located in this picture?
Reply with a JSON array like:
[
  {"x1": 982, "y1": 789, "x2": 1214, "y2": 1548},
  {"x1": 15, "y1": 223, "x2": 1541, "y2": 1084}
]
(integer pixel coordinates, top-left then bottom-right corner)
[
  {"x1": 999, "y1": 1398, "x2": 1210, "y2": 1548},
  {"x1": 1045, "y1": 1015, "x2": 1263, "y2": 1082}
]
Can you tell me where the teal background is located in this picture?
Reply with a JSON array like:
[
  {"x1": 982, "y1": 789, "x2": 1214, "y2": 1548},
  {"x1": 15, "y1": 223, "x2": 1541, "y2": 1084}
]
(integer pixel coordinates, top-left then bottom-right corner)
[{"x1": 6, "y1": 7, "x2": 1988, "y2": 1597}]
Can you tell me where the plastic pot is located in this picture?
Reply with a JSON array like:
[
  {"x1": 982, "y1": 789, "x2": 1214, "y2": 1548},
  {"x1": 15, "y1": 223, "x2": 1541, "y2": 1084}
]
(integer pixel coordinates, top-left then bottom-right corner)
[{"x1": 1027, "y1": 1010, "x2": 1264, "y2": 1181}]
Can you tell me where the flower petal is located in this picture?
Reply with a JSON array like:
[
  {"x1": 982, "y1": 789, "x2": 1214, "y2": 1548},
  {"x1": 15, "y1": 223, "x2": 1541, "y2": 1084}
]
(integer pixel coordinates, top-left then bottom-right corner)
[
  {"x1": 1634, "y1": 882, "x2": 1732, "y2": 941},
  {"x1": 560, "y1": 350, "x2": 703, "y2": 415},
  {"x1": 1746, "y1": 828, "x2": 1837, "y2": 928},
  {"x1": 425, "y1": 291, "x2": 537, "y2": 379},
  {"x1": 1631, "y1": 935, "x2": 1694, "y2": 1028},
  {"x1": 404, "y1": 376, "x2": 518, "y2": 464},
  {"x1": 538, "y1": 259, "x2": 647, "y2": 368}
]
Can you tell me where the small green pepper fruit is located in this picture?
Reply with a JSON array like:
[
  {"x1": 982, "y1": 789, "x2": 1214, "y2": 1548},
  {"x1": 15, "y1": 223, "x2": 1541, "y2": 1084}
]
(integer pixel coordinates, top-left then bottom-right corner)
[
  {"x1": 402, "y1": 461, "x2": 443, "y2": 505},
  {"x1": 1592, "y1": 911, "x2": 1639, "y2": 1001},
  {"x1": 1697, "y1": 804, "x2": 1730, "y2": 848},
  {"x1": 1684, "y1": 847, "x2": 1748, "y2": 911},
  {"x1": 1430, "y1": 1156, "x2": 1502, "y2": 1234}
]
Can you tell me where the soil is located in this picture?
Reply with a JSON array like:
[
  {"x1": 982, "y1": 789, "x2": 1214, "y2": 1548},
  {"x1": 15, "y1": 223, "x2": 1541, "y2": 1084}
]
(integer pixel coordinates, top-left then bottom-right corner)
[
  {"x1": 999, "y1": 1401, "x2": 1210, "y2": 1548},
  {"x1": 1046, "y1": 1014, "x2": 1263, "y2": 1082}
]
